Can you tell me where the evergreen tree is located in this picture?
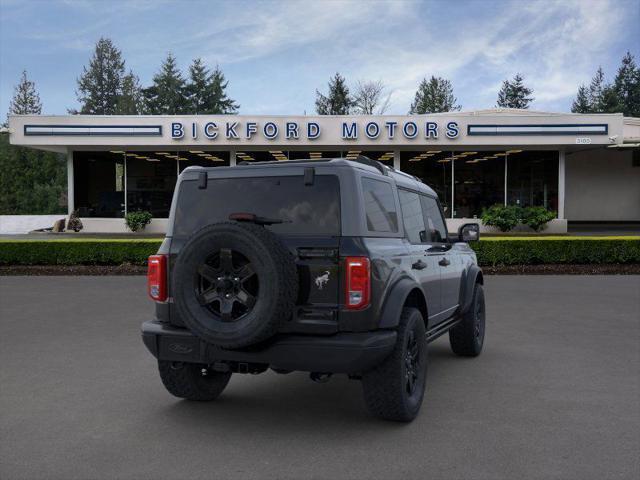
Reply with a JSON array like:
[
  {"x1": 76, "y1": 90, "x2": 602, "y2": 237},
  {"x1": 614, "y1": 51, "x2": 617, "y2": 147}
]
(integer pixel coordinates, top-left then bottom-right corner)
[
  {"x1": 75, "y1": 37, "x2": 126, "y2": 114},
  {"x1": 9, "y1": 70, "x2": 42, "y2": 116},
  {"x1": 613, "y1": 51, "x2": 640, "y2": 117},
  {"x1": 587, "y1": 66, "x2": 607, "y2": 112},
  {"x1": 1, "y1": 70, "x2": 65, "y2": 214},
  {"x1": 186, "y1": 58, "x2": 209, "y2": 114},
  {"x1": 571, "y1": 85, "x2": 591, "y2": 113},
  {"x1": 207, "y1": 65, "x2": 239, "y2": 114},
  {"x1": 315, "y1": 73, "x2": 353, "y2": 115},
  {"x1": 143, "y1": 53, "x2": 188, "y2": 114},
  {"x1": 600, "y1": 84, "x2": 623, "y2": 113},
  {"x1": 409, "y1": 76, "x2": 460, "y2": 114},
  {"x1": 0, "y1": 136, "x2": 66, "y2": 215},
  {"x1": 1, "y1": 71, "x2": 66, "y2": 214},
  {"x1": 496, "y1": 73, "x2": 534, "y2": 109},
  {"x1": 185, "y1": 59, "x2": 239, "y2": 114},
  {"x1": 116, "y1": 71, "x2": 144, "y2": 114}
]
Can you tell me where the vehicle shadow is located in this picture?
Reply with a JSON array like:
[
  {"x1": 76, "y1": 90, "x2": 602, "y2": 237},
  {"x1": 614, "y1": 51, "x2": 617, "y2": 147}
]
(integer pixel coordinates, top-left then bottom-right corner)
[{"x1": 154, "y1": 339, "x2": 462, "y2": 434}]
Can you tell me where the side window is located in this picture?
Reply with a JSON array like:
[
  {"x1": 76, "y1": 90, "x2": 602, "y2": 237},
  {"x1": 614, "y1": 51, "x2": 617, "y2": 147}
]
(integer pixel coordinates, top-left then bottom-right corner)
[
  {"x1": 398, "y1": 189, "x2": 427, "y2": 243},
  {"x1": 361, "y1": 177, "x2": 398, "y2": 233},
  {"x1": 420, "y1": 195, "x2": 448, "y2": 243}
]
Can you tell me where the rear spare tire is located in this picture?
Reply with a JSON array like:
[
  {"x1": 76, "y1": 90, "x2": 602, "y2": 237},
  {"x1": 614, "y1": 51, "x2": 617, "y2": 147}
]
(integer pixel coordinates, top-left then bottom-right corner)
[{"x1": 173, "y1": 222, "x2": 298, "y2": 349}]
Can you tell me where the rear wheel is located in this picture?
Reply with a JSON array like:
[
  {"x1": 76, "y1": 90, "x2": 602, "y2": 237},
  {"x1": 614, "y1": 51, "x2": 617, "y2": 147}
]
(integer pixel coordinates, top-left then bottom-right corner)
[
  {"x1": 362, "y1": 308, "x2": 427, "y2": 422},
  {"x1": 158, "y1": 361, "x2": 231, "y2": 401},
  {"x1": 449, "y1": 283, "x2": 485, "y2": 356}
]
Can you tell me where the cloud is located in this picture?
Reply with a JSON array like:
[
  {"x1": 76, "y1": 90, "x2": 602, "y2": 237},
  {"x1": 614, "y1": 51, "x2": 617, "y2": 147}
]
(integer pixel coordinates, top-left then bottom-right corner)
[{"x1": 1, "y1": 0, "x2": 637, "y2": 115}]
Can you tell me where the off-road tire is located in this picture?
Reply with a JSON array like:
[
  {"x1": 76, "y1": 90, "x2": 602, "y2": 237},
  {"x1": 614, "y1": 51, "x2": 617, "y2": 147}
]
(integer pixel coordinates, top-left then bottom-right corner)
[
  {"x1": 449, "y1": 283, "x2": 485, "y2": 356},
  {"x1": 173, "y1": 222, "x2": 298, "y2": 349},
  {"x1": 158, "y1": 361, "x2": 231, "y2": 401},
  {"x1": 362, "y1": 308, "x2": 427, "y2": 422}
]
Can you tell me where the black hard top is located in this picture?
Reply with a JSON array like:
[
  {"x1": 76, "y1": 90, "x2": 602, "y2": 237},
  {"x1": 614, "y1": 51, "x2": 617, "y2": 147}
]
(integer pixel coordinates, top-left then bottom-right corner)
[{"x1": 185, "y1": 156, "x2": 437, "y2": 197}]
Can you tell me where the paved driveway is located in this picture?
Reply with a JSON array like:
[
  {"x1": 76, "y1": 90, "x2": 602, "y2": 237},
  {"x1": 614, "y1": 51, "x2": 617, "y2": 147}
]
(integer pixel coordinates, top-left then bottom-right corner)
[{"x1": 1, "y1": 275, "x2": 638, "y2": 480}]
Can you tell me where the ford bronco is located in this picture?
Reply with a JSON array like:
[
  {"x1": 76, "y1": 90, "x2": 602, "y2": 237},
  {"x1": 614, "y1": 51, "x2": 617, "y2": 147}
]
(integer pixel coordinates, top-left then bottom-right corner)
[{"x1": 142, "y1": 156, "x2": 485, "y2": 422}]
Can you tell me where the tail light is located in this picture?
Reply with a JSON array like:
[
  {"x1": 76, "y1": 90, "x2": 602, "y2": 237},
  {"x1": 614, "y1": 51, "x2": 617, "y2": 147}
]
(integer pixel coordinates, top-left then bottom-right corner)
[
  {"x1": 147, "y1": 254, "x2": 167, "y2": 302},
  {"x1": 345, "y1": 256, "x2": 370, "y2": 310}
]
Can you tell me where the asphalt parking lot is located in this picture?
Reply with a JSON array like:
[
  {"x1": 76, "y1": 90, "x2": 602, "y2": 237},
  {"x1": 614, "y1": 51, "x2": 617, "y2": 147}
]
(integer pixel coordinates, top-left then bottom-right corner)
[{"x1": 1, "y1": 275, "x2": 639, "y2": 480}]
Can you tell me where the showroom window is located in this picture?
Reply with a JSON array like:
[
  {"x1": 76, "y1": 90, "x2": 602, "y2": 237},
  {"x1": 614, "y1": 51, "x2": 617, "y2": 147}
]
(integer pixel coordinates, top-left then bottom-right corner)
[
  {"x1": 401, "y1": 149, "x2": 559, "y2": 218},
  {"x1": 507, "y1": 150, "x2": 558, "y2": 212},
  {"x1": 73, "y1": 151, "x2": 125, "y2": 218},
  {"x1": 73, "y1": 150, "x2": 229, "y2": 218}
]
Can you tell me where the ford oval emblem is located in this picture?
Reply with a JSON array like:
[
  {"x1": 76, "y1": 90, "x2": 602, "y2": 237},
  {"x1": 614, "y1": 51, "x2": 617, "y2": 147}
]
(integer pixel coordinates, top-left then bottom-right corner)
[{"x1": 168, "y1": 343, "x2": 193, "y2": 354}]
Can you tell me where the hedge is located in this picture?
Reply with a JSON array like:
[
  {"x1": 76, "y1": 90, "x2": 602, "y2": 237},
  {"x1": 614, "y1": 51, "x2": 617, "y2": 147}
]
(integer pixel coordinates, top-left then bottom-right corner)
[
  {"x1": 0, "y1": 239, "x2": 162, "y2": 266},
  {"x1": 471, "y1": 237, "x2": 640, "y2": 266},
  {"x1": 0, "y1": 237, "x2": 639, "y2": 267}
]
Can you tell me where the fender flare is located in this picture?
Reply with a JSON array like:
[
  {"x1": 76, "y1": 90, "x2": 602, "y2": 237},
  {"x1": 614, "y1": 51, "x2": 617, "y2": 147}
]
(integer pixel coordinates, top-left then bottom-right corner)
[
  {"x1": 378, "y1": 277, "x2": 427, "y2": 329},
  {"x1": 459, "y1": 264, "x2": 483, "y2": 315}
]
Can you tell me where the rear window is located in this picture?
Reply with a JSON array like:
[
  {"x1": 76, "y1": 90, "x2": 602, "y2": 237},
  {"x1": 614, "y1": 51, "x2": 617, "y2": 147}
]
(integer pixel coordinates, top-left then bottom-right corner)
[{"x1": 173, "y1": 175, "x2": 341, "y2": 237}]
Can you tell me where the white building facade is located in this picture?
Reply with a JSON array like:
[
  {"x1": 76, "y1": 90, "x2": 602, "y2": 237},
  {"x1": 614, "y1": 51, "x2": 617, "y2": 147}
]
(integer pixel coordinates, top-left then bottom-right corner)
[{"x1": 8, "y1": 109, "x2": 640, "y2": 233}]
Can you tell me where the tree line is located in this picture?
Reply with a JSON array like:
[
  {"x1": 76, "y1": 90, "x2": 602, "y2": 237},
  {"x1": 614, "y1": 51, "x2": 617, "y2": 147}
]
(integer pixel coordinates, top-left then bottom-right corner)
[
  {"x1": 570, "y1": 52, "x2": 640, "y2": 116},
  {"x1": 314, "y1": 53, "x2": 638, "y2": 116},
  {"x1": 1, "y1": 37, "x2": 639, "y2": 216},
  {"x1": 4, "y1": 36, "x2": 639, "y2": 119},
  {"x1": 71, "y1": 37, "x2": 239, "y2": 115}
]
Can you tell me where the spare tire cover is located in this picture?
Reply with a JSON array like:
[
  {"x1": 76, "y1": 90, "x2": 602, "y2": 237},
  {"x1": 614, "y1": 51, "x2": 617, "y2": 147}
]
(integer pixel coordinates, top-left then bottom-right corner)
[{"x1": 172, "y1": 222, "x2": 298, "y2": 348}]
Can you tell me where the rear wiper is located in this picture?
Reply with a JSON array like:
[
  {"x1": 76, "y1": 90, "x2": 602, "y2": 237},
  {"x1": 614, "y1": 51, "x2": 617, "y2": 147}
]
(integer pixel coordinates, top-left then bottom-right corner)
[{"x1": 229, "y1": 212, "x2": 291, "y2": 226}]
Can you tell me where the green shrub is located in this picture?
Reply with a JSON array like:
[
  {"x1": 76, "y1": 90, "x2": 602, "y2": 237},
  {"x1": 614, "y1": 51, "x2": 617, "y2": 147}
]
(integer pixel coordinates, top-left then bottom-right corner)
[
  {"x1": 0, "y1": 240, "x2": 161, "y2": 266},
  {"x1": 125, "y1": 211, "x2": 153, "y2": 232},
  {"x1": 481, "y1": 205, "x2": 520, "y2": 232},
  {"x1": 521, "y1": 206, "x2": 556, "y2": 232},
  {"x1": 471, "y1": 237, "x2": 640, "y2": 266},
  {"x1": 481, "y1": 204, "x2": 557, "y2": 232}
]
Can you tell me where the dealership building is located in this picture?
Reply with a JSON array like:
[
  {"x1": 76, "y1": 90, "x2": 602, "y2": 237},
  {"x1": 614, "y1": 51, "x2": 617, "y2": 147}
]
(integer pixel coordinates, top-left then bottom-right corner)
[{"x1": 7, "y1": 109, "x2": 640, "y2": 233}]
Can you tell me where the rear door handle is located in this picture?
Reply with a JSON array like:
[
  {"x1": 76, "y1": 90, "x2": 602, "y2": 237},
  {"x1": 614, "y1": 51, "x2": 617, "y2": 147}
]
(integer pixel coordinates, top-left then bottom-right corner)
[
  {"x1": 412, "y1": 260, "x2": 427, "y2": 270},
  {"x1": 438, "y1": 257, "x2": 450, "y2": 267}
]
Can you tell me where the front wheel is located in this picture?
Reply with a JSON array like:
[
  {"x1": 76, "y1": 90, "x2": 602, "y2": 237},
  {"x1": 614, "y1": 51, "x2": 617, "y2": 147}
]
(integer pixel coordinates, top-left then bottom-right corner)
[
  {"x1": 449, "y1": 283, "x2": 485, "y2": 356},
  {"x1": 158, "y1": 361, "x2": 231, "y2": 401},
  {"x1": 362, "y1": 308, "x2": 427, "y2": 422}
]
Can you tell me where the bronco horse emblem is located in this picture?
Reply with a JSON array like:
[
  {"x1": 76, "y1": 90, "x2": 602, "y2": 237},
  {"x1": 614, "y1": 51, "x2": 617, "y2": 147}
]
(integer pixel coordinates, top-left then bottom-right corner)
[{"x1": 315, "y1": 271, "x2": 330, "y2": 290}]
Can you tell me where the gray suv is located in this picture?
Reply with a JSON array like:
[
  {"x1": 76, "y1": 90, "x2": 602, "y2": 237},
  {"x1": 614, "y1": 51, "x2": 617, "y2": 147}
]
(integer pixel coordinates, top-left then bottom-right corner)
[{"x1": 142, "y1": 156, "x2": 485, "y2": 422}]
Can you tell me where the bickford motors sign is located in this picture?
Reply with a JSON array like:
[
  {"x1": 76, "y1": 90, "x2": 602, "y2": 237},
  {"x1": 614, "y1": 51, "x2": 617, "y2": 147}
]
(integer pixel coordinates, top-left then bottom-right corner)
[
  {"x1": 13, "y1": 114, "x2": 616, "y2": 148},
  {"x1": 170, "y1": 119, "x2": 461, "y2": 141}
]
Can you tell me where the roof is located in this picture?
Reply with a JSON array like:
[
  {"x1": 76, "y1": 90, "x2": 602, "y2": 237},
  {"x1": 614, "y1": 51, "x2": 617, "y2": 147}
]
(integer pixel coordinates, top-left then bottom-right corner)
[
  {"x1": 428, "y1": 107, "x2": 622, "y2": 117},
  {"x1": 193, "y1": 156, "x2": 437, "y2": 196}
]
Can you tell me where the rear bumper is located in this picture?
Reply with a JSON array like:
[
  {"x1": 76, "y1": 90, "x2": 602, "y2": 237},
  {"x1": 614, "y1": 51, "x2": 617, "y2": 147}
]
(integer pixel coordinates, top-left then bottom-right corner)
[{"x1": 141, "y1": 320, "x2": 397, "y2": 374}]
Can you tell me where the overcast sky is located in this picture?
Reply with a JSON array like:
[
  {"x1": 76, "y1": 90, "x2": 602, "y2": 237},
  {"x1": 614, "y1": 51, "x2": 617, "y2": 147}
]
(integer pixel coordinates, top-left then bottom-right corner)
[{"x1": 1, "y1": 0, "x2": 638, "y2": 117}]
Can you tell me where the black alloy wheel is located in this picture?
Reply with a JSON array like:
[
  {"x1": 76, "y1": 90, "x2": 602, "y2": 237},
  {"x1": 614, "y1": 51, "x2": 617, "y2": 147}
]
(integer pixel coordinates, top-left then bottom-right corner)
[
  {"x1": 449, "y1": 283, "x2": 485, "y2": 357},
  {"x1": 404, "y1": 328, "x2": 420, "y2": 396},
  {"x1": 362, "y1": 307, "x2": 428, "y2": 422},
  {"x1": 473, "y1": 290, "x2": 485, "y2": 342},
  {"x1": 172, "y1": 222, "x2": 297, "y2": 348},
  {"x1": 196, "y1": 248, "x2": 259, "y2": 322}
]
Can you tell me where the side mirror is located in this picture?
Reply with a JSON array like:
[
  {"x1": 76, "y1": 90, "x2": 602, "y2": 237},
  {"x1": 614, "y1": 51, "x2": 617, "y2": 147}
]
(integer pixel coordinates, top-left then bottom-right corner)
[{"x1": 458, "y1": 223, "x2": 480, "y2": 242}]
